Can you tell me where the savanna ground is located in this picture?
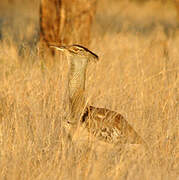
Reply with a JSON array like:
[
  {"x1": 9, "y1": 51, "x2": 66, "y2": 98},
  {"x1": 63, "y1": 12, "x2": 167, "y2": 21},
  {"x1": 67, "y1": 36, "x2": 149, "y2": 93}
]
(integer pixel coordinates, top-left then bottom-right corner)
[{"x1": 0, "y1": 0, "x2": 178, "y2": 179}]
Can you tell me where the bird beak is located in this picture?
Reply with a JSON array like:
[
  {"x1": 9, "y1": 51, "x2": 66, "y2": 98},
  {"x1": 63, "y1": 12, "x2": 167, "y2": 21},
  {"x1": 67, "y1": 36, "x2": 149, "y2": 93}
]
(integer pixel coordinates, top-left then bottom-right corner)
[{"x1": 49, "y1": 45, "x2": 66, "y2": 52}]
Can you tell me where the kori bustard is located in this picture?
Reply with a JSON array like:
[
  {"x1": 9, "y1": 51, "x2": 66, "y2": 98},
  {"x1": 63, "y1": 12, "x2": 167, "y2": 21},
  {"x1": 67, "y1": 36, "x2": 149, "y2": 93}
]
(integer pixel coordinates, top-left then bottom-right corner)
[{"x1": 50, "y1": 44, "x2": 145, "y2": 145}]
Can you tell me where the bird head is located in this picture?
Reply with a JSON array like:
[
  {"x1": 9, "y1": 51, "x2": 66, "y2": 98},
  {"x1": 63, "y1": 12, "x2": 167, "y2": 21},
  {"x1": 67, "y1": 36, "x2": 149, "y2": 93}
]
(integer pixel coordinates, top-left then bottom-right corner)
[{"x1": 50, "y1": 44, "x2": 99, "y2": 63}]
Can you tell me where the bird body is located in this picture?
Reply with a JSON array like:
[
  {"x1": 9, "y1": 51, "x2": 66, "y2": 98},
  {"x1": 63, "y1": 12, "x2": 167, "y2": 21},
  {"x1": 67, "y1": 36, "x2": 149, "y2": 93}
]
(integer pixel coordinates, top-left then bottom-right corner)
[
  {"x1": 82, "y1": 106, "x2": 144, "y2": 144},
  {"x1": 50, "y1": 44, "x2": 146, "y2": 145}
]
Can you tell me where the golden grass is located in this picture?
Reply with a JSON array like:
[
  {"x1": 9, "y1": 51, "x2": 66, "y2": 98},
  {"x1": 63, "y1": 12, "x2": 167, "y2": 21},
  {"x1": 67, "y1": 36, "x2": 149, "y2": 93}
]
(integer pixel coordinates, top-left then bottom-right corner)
[{"x1": 0, "y1": 0, "x2": 178, "y2": 179}]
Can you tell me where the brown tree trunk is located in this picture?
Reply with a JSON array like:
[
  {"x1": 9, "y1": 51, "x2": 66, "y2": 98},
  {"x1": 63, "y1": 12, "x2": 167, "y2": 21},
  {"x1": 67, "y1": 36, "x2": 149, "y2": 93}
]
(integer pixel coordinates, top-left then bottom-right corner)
[
  {"x1": 175, "y1": 0, "x2": 179, "y2": 23},
  {"x1": 39, "y1": 0, "x2": 97, "y2": 54}
]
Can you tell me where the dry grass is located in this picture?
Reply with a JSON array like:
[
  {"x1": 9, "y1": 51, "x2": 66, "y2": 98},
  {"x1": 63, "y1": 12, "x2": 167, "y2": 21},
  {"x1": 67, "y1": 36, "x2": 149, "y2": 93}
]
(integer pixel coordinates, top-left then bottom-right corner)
[{"x1": 0, "y1": 0, "x2": 178, "y2": 179}]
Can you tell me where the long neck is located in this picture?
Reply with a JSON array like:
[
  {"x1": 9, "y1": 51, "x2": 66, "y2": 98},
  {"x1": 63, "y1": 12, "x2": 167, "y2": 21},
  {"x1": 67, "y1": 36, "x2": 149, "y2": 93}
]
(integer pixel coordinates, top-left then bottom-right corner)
[{"x1": 68, "y1": 57, "x2": 88, "y2": 123}]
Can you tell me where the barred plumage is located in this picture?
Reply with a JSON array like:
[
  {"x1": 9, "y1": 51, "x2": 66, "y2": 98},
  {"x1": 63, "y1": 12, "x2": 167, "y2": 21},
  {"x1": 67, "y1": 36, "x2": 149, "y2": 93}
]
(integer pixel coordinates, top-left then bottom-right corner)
[{"x1": 50, "y1": 44, "x2": 146, "y2": 145}]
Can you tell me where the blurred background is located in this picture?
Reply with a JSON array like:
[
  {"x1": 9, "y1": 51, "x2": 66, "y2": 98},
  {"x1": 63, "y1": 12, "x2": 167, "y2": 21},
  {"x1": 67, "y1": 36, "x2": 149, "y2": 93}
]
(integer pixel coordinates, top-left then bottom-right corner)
[
  {"x1": 0, "y1": 0, "x2": 179, "y2": 48},
  {"x1": 0, "y1": 0, "x2": 178, "y2": 179}
]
